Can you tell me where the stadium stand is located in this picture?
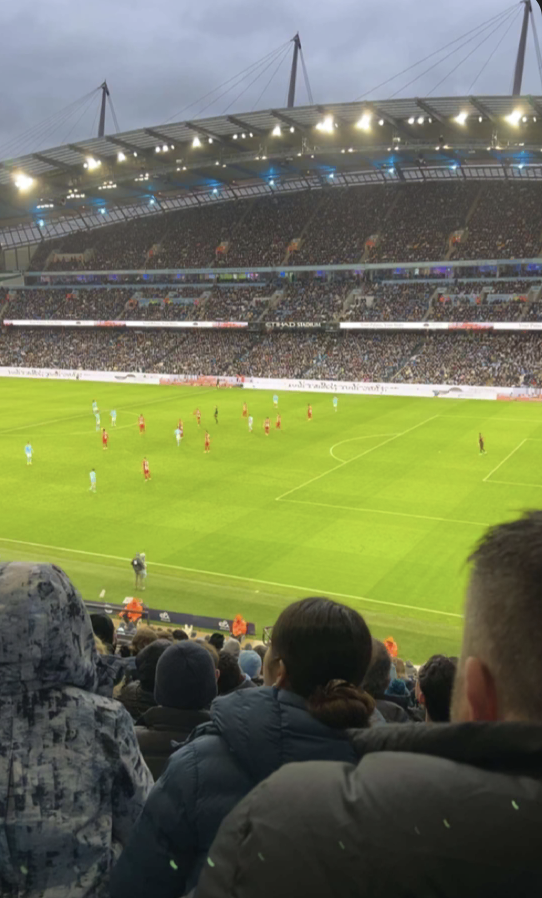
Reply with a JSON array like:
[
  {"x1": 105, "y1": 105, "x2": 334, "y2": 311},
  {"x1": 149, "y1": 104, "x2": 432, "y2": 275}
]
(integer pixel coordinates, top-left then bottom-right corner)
[{"x1": 21, "y1": 183, "x2": 542, "y2": 272}]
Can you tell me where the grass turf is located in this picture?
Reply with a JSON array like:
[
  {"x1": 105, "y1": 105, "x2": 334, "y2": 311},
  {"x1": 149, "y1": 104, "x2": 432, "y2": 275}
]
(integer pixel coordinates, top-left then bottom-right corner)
[{"x1": 3, "y1": 378, "x2": 542, "y2": 661}]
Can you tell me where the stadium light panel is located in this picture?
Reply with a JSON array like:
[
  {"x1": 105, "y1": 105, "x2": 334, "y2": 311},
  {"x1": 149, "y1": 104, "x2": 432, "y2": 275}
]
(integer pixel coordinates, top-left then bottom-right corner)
[
  {"x1": 212, "y1": 188, "x2": 218, "y2": 193},
  {"x1": 192, "y1": 137, "x2": 202, "y2": 148},
  {"x1": 38, "y1": 219, "x2": 44, "y2": 227},
  {"x1": 289, "y1": 126, "x2": 295, "y2": 133},
  {"x1": 417, "y1": 116, "x2": 424, "y2": 125},
  {"x1": 428, "y1": 117, "x2": 433, "y2": 123},
  {"x1": 215, "y1": 161, "x2": 220, "y2": 165},
  {"x1": 170, "y1": 144, "x2": 174, "y2": 150},
  {"x1": 86, "y1": 157, "x2": 101, "y2": 170},
  {"x1": 478, "y1": 116, "x2": 483, "y2": 123},
  {"x1": 505, "y1": 109, "x2": 522, "y2": 126},
  {"x1": 329, "y1": 173, "x2": 334, "y2": 179},
  {"x1": 149, "y1": 198, "x2": 155, "y2": 204},
  {"x1": 233, "y1": 134, "x2": 238, "y2": 139},
  {"x1": 117, "y1": 151, "x2": 126, "y2": 162},
  {"x1": 162, "y1": 144, "x2": 169, "y2": 152},
  {"x1": 408, "y1": 117, "x2": 415, "y2": 125},
  {"x1": 272, "y1": 125, "x2": 281, "y2": 136},
  {"x1": 155, "y1": 146, "x2": 161, "y2": 153},
  {"x1": 315, "y1": 115, "x2": 334, "y2": 133},
  {"x1": 378, "y1": 119, "x2": 384, "y2": 126},
  {"x1": 100, "y1": 208, "x2": 106, "y2": 214},
  {"x1": 347, "y1": 147, "x2": 354, "y2": 153},
  {"x1": 208, "y1": 138, "x2": 213, "y2": 144},
  {"x1": 297, "y1": 152, "x2": 302, "y2": 156},
  {"x1": 133, "y1": 151, "x2": 138, "y2": 157},
  {"x1": 13, "y1": 173, "x2": 34, "y2": 191},
  {"x1": 241, "y1": 133, "x2": 246, "y2": 139},
  {"x1": 269, "y1": 179, "x2": 275, "y2": 186},
  {"x1": 355, "y1": 113, "x2": 372, "y2": 131},
  {"x1": 454, "y1": 112, "x2": 468, "y2": 125},
  {"x1": 249, "y1": 132, "x2": 254, "y2": 137},
  {"x1": 522, "y1": 116, "x2": 528, "y2": 123}
]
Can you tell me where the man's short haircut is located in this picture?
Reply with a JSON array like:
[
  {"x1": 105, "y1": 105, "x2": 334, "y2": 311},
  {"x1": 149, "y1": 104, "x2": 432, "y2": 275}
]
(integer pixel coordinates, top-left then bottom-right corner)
[
  {"x1": 361, "y1": 639, "x2": 392, "y2": 697},
  {"x1": 465, "y1": 510, "x2": 542, "y2": 721},
  {"x1": 217, "y1": 650, "x2": 243, "y2": 695},
  {"x1": 172, "y1": 629, "x2": 189, "y2": 641},
  {"x1": 130, "y1": 626, "x2": 158, "y2": 656},
  {"x1": 418, "y1": 655, "x2": 457, "y2": 722}
]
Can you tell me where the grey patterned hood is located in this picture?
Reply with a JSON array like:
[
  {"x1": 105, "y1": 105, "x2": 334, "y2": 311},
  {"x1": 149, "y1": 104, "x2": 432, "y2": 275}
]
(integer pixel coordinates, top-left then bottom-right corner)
[{"x1": 0, "y1": 562, "x2": 98, "y2": 695}]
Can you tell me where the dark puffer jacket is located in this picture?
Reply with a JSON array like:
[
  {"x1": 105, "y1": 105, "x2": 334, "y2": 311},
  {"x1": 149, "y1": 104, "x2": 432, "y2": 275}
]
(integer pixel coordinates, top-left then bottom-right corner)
[
  {"x1": 110, "y1": 687, "x2": 363, "y2": 898},
  {"x1": 136, "y1": 706, "x2": 211, "y2": 780},
  {"x1": 0, "y1": 562, "x2": 153, "y2": 898},
  {"x1": 196, "y1": 722, "x2": 542, "y2": 898}
]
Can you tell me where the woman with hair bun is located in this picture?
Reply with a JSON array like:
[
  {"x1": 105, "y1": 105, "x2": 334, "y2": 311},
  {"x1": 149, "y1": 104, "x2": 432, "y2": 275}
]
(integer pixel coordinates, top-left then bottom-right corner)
[{"x1": 111, "y1": 598, "x2": 376, "y2": 898}]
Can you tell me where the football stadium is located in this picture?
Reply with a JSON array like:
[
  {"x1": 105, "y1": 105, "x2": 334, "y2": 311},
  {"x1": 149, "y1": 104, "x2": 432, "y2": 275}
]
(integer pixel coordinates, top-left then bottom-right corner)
[{"x1": 2, "y1": 3, "x2": 542, "y2": 892}]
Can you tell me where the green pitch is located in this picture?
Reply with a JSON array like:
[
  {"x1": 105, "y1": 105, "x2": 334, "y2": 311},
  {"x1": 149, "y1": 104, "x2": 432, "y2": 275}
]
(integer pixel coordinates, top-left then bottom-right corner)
[{"x1": 3, "y1": 378, "x2": 542, "y2": 661}]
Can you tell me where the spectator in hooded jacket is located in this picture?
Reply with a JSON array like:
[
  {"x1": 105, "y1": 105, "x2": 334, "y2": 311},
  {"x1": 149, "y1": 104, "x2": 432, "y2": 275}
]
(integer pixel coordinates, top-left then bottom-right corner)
[
  {"x1": 136, "y1": 641, "x2": 218, "y2": 780},
  {"x1": 197, "y1": 511, "x2": 542, "y2": 898},
  {"x1": 0, "y1": 562, "x2": 153, "y2": 898},
  {"x1": 110, "y1": 597, "x2": 376, "y2": 898}
]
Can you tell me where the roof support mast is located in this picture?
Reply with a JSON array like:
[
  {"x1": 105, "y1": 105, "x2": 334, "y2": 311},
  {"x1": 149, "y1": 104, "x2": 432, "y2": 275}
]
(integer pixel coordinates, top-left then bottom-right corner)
[
  {"x1": 512, "y1": 0, "x2": 532, "y2": 97},
  {"x1": 98, "y1": 81, "x2": 110, "y2": 137},
  {"x1": 287, "y1": 33, "x2": 301, "y2": 108}
]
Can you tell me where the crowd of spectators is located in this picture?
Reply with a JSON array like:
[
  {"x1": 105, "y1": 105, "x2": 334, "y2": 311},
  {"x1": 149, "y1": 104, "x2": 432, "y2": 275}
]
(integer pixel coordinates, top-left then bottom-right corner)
[
  {"x1": 270, "y1": 281, "x2": 349, "y2": 321},
  {"x1": 344, "y1": 282, "x2": 431, "y2": 321},
  {"x1": 459, "y1": 183, "x2": 542, "y2": 260},
  {"x1": 3, "y1": 506, "x2": 542, "y2": 894},
  {"x1": 18, "y1": 183, "x2": 542, "y2": 273},
  {"x1": 431, "y1": 296, "x2": 527, "y2": 322},
  {"x1": 401, "y1": 332, "x2": 542, "y2": 386},
  {"x1": 3, "y1": 327, "x2": 542, "y2": 386},
  {"x1": 373, "y1": 182, "x2": 479, "y2": 263}
]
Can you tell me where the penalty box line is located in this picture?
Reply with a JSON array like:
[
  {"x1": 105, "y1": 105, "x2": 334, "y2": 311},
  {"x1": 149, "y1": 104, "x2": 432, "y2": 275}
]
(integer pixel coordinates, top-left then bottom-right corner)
[
  {"x1": 0, "y1": 535, "x2": 462, "y2": 620},
  {"x1": 275, "y1": 414, "x2": 440, "y2": 503}
]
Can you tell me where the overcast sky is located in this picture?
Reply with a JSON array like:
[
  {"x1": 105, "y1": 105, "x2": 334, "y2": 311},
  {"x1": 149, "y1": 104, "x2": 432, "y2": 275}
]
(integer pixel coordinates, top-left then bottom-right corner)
[{"x1": 0, "y1": 0, "x2": 541, "y2": 157}]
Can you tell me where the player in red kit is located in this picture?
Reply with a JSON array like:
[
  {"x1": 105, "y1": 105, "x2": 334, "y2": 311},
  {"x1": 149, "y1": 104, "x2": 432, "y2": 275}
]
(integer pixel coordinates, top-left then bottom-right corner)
[
  {"x1": 276, "y1": 414, "x2": 281, "y2": 430},
  {"x1": 194, "y1": 408, "x2": 201, "y2": 426},
  {"x1": 142, "y1": 457, "x2": 151, "y2": 480},
  {"x1": 264, "y1": 417, "x2": 270, "y2": 436},
  {"x1": 307, "y1": 404, "x2": 313, "y2": 421},
  {"x1": 204, "y1": 431, "x2": 211, "y2": 453},
  {"x1": 242, "y1": 402, "x2": 248, "y2": 418},
  {"x1": 139, "y1": 415, "x2": 145, "y2": 434},
  {"x1": 102, "y1": 428, "x2": 108, "y2": 450}
]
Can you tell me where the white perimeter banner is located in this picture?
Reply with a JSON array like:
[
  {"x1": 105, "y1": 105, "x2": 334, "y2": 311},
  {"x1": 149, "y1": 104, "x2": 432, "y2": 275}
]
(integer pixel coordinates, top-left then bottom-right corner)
[
  {"x1": 0, "y1": 366, "x2": 514, "y2": 401},
  {"x1": 3, "y1": 320, "x2": 248, "y2": 329}
]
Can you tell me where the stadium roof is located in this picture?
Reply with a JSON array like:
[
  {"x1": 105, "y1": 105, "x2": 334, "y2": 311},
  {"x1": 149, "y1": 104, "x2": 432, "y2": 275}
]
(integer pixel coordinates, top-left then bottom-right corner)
[{"x1": 2, "y1": 95, "x2": 542, "y2": 248}]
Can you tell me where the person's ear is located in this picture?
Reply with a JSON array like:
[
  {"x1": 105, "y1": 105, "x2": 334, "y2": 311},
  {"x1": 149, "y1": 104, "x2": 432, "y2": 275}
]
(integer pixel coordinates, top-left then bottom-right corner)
[
  {"x1": 274, "y1": 659, "x2": 288, "y2": 690},
  {"x1": 464, "y1": 656, "x2": 499, "y2": 721}
]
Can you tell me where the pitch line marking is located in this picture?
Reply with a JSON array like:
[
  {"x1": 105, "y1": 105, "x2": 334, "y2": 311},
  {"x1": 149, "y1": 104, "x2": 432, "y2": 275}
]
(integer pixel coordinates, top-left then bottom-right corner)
[
  {"x1": 0, "y1": 536, "x2": 462, "y2": 620},
  {"x1": 485, "y1": 479, "x2": 542, "y2": 489},
  {"x1": 483, "y1": 439, "x2": 527, "y2": 483},
  {"x1": 329, "y1": 434, "x2": 399, "y2": 462},
  {"x1": 282, "y1": 498, "x2": 489, "y2": 528},
  {"x1": 0, "y1": 387, "x2": 216, "y2": 436},
  {"x1": 275, "y1": 415, "x2": 440, "y2": 502}
]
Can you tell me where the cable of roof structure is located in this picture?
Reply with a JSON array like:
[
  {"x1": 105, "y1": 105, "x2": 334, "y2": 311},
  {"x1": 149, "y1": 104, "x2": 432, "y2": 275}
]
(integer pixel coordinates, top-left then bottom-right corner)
[
  {"x1": 0, "y1": 88, "x2": 98, "y2": 160},
  {"x1": 426, "y1": 6, "x2": 522, "y2": 97},
  {"x1": 530, "y1": 6, "x2": 542, "y2": 90},
  {"x1": 107, "y1": 94, "x2": 121, "y2": 134},
  {"x1": 355, "y1": 1, "x2": 518, "y2": 100},
  {"x1": 300, "y1": 48, "x2": 314, "y2": 107},
  {"x1": 468, "y1": 6, "x2": 524, "y2": 92},
  {"x1": 202, "y1": 43, "x2": 291, "y2": 117},
  {"x1": 392, "y1": 5, "x2": 521, "y2": 98},
  {"x1": 161, "y1": 40, "x2": 291, "y2": 125},
  {"x1": 61, "y1": 92, "x2": 101, "y2": 146},
  {"x1": 248, "y1": 45, "x2": 293, "y2": 113}
]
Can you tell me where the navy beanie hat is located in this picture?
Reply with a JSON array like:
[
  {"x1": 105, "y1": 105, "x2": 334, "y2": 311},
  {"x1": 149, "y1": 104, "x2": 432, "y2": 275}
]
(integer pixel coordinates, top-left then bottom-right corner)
[{"x1": 154, "y1": 641, "x2": 217, "y2": 710}]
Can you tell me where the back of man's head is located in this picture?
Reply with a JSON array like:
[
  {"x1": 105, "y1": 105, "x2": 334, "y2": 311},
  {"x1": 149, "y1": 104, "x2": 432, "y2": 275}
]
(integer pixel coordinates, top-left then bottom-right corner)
[
  {"x1": 418, "y1": 655, "x2": 456, "y2": 722},
  {"x1": 89, "y1": 612, "x2": 115, "y2": 650},
  {"x1": 452, "y1": 511, "x2": 542, "y2": 723},
  {"x1": 361, "y1": 639, "x2": 391, "y2": 698}
]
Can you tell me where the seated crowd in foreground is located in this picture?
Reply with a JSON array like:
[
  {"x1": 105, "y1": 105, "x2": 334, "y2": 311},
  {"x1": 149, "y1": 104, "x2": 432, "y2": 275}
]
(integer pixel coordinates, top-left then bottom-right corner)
[
  {"x1": 23, "y1": 181, "x2": 542, "y2": 271},
  {"x1": 1, "y1": 328, "x2": 541, "y2": 386},
  {"x1": 1, "y1": 509, "x2": 541, "y2": 896}
]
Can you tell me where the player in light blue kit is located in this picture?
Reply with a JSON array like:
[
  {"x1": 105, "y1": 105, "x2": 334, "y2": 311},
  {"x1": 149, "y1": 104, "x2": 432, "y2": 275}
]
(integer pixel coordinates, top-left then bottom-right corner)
[
  {"x1": 110, "y1": 410, "x2": 117, "y2": 427},
  {"x1": 89, "y1": 469, "x2": 96, "y2": 492},
  {"x1": 25, "y1": 442, "x2": 33, "y2": 465},
  {"x1": 333, "y1": 396, "x2": 338, "y2": 412},
  {"x1": 95, "y1": 412, "x2": 101, "y2": 431},
  {"x1": 174, "y1": 427, "x2": 182, "y2": 446},
  {"x1": 273, "y1": 394, "x2": 278, "y2": 408},
  {"x1": 92, "y1": 400, "x2": 99, "y2": 414}
]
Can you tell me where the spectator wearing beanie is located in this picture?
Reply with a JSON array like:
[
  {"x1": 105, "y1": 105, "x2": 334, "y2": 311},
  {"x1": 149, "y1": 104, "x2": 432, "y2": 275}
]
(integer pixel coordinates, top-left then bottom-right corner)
[
  {"x1": 136, "y1": 642, "x2": 218, "y2": 779},
  {"x1": 239, "y1": 649, "x2": 263, "y2": 685},
  {"x1": 222, "y1": 637, "x2": 241, "y2": 659},
  {"x1": 118, "y1": 640, "x2": 170, "y2": 722},
  {"x1": 111, "y1": 597, "x2": 376, "y2": 898}
]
